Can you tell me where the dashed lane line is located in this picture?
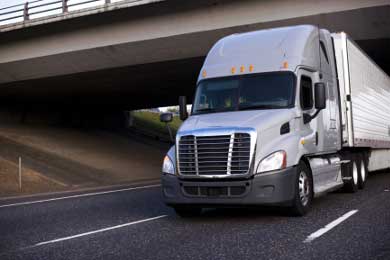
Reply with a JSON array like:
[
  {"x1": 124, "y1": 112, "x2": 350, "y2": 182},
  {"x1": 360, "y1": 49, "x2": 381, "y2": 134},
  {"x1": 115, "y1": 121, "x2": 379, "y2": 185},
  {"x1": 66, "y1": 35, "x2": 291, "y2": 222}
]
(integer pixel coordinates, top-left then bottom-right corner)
[
  {"x1": 304, "y1": 209, "x2": 359, "y2": 243},
  {"x1": 32, "y1": 215, "x2": 168, "y2": 247}
]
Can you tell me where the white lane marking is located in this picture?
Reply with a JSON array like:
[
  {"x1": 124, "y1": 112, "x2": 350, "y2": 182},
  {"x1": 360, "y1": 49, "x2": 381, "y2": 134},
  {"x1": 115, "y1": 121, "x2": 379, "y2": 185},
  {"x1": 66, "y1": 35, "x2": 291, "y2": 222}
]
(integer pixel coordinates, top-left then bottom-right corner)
[
  {"x1": 32, "y1": 215, "x2": 167, "y2": 247},
  {"x1": 0, "y1": 184, "x2": 161, "y2": 209},
  {"x1": 304, "y1": 209, "x2": 359, "y2": 243}
]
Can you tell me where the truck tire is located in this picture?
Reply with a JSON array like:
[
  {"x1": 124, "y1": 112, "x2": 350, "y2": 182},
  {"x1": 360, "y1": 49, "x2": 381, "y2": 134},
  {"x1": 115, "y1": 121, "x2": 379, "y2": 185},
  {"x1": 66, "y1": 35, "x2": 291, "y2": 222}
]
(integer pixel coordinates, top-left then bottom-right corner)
[
  {"x1": 343, "y1": 156, "x2": 359, "y2": 193},
  {"x1": 357, "y1": 154, "x2": 367, "y2": 189},
  {"x1": 173, "y1": 206, "x2": 202, "y2": 218},
  {"x1": 289, "y1": 162, "x2": 313, "y2": 216}
]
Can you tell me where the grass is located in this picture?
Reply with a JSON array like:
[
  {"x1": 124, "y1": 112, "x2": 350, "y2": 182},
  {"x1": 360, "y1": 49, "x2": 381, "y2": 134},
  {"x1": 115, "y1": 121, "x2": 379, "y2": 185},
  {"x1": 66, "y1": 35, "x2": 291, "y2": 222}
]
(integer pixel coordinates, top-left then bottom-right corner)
[
  {"x1": 131, "y1": 111, "x2": 182, "y2": 141},
  {"x1": 0, "y1": 157, "x2": 66, "y2": 197}
]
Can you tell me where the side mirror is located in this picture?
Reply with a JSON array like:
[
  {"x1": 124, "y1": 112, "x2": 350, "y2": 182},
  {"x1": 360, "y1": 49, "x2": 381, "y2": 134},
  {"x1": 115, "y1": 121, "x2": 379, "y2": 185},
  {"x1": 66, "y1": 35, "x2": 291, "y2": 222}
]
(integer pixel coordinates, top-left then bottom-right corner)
[
  {"x1": 179, "y1": 96, "x2": 188, "y2": 121},
  {"x1": 160, "y1": 113, "x2": 174, "y2": 143},
  {"x1": 303, "y1": 82, "x2": 326, "y2": 124},
  {"x1": 160, "y1": 113, "x2": 173, "y2": 123},
  {"x1": 314, "y1": 82, "x2": 326, "y2": 110}
]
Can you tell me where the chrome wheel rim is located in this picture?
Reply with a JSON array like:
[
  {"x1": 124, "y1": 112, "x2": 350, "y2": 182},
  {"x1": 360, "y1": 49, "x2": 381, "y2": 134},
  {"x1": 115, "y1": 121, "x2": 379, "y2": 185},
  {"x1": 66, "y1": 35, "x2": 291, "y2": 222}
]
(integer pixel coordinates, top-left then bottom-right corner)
[
  {"x1": 299, "y1": 171, "x2": 310, "y2": 206},
  {"x1": 360, "y1": 161, "x2": 366, "y2": 182},
  {"x1": 352, "y1": 161, "x2": 358, "y2": 185}
]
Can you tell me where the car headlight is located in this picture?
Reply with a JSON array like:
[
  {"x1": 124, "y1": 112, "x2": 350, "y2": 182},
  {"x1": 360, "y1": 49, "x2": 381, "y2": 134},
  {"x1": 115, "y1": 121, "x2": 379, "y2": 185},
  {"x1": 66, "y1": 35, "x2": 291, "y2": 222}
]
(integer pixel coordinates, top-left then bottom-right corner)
[
  {"x1": 162, "y1": 155, "x2": 175, "y2": 175},
  {"x1": 257, "y1": 150, "x2": 287, "y2": 173}
]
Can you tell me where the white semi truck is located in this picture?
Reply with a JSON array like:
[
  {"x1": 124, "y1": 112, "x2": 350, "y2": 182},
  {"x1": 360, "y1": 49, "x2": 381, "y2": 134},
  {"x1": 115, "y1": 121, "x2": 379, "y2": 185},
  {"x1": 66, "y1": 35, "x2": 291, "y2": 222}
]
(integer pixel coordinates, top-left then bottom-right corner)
[{"x1": 160, "y1": 25, "x2": 390, "y2": 216}]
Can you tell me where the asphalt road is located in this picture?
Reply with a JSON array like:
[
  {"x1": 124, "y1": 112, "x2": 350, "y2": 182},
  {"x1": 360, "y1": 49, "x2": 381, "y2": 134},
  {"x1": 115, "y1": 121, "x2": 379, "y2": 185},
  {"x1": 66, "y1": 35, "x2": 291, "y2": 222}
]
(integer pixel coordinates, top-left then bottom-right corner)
[{"x1": 1, "y1": 171, "x2": 390, "y2": 260}]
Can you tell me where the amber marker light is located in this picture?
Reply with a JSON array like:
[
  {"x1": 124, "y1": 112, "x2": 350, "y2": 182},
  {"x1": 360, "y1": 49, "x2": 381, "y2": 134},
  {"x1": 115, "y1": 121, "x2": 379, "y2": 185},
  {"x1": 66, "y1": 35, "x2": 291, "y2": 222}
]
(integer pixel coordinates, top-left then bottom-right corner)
[
  {"x1": 202, "y1": 70, "x2": 207, "y2": 78},
  {"x1": 249, "y1": 64, "x2": 254, "y2": 72},
  {"x1": 240, "y1": 65, "x2": 245, "y2": 73},
  {"x1": 231, "y1": 67, "x2": 236, "y2": 74},
  {"x1": 283, "y1": 61, "x2": 289, "y2": 69}
]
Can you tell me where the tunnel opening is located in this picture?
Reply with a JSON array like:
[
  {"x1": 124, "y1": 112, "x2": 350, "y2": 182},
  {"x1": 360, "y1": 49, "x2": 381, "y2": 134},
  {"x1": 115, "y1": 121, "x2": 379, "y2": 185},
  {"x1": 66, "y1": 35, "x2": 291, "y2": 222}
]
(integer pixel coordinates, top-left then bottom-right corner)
[{"x1": 0, "y1": 56, "x2": 202, "y2": 135}]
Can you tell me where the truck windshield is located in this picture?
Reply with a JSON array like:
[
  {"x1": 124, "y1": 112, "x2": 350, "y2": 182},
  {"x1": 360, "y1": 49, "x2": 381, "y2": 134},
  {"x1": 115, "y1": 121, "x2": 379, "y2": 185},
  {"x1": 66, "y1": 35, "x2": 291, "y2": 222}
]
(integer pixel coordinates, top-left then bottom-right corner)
[{"x1": 192, "y1": 72, "x2": 295, "y2": 115}]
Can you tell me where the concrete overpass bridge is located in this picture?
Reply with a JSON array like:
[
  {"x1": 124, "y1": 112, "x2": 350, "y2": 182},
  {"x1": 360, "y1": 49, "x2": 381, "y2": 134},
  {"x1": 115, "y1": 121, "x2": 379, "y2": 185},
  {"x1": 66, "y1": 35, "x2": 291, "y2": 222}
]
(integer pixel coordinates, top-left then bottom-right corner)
[{"x1": 0, "y1": 0, "x2": 389, "y2": 111}]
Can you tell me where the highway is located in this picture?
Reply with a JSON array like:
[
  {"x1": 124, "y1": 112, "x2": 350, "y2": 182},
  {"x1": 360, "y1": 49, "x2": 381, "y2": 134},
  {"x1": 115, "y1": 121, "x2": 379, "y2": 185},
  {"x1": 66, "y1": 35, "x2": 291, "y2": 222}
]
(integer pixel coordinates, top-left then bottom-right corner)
[{"x1": 0, "y1": 172, "x2": 390, "y2": 260}]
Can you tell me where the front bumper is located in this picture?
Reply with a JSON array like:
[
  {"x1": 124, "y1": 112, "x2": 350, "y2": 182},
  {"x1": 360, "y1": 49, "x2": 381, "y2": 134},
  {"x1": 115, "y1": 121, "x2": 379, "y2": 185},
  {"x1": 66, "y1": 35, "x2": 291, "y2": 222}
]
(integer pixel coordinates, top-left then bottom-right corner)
[{"x1": 162, "y1": 166, "x2": 298, "y2": 207}]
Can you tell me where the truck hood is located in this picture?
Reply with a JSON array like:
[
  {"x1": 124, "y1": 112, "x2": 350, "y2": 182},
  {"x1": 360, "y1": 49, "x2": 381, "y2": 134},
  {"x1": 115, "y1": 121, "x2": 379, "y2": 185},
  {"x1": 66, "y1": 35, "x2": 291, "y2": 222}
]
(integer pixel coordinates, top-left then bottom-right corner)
[{"x1": 178, "y1": 109, "x2": 295, "y2": 133}]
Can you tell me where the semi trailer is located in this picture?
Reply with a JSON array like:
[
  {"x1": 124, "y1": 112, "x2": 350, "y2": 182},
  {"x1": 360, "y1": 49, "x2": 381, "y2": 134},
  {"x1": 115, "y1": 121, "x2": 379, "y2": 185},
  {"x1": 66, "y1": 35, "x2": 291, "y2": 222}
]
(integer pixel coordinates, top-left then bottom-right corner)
[{"x1": 160, "y1": 25, "x2": 390, "y2": 216}]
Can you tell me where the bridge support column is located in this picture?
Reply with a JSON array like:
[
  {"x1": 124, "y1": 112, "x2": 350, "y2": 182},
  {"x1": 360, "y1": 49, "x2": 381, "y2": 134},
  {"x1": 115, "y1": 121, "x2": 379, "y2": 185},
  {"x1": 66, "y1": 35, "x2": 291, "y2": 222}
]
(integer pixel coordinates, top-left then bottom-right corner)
[
  {"x1": 62, "y1": 0, "x2": 68, "y2": 13},
  {"x1": 23, "y1": 2, "x2": 29, "y2": 21}
]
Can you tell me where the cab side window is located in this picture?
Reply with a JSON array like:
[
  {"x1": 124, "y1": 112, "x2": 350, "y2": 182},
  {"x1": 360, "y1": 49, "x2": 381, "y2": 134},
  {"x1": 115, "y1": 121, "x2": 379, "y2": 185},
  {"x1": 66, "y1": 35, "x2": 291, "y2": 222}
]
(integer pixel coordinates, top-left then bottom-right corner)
[{"x1": 300, "y1": 76, "x2": 313, "y2": 110}]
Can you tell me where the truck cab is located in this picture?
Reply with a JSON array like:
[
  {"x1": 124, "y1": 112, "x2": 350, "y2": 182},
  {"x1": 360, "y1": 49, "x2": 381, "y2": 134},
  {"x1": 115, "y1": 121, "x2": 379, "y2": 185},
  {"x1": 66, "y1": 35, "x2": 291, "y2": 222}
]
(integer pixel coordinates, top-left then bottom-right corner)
[{"x1": 161, "y1": 25, "x2": 358, "y2": 216}]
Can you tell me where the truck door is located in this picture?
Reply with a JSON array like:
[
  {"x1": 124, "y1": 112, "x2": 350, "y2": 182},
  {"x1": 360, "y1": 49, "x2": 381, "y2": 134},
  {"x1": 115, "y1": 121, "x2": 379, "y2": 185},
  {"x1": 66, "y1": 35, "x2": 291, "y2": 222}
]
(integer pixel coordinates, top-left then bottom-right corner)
[
  {"x1": 298, "y1": 68, "x2": 336, "y2": 188},
  {"x1": 297, "y1": 70, "x2": 318, "y2": 155}
]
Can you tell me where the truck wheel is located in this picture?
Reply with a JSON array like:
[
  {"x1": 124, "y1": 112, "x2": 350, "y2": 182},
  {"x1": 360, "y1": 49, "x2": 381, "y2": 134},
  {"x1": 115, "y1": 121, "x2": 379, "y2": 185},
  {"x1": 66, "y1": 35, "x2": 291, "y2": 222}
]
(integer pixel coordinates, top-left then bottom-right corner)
[
  {"x1": 343, "y1": 156, "x2": 359, "y2": 193},
  {"x1": 358, "y1": 154, "x2": 367, "y2": 189},
  {"x1": 173, "y1": 206, "x2": 202, "y2": 218},
  {"x1": 289, "y1": 162, "x2": 313, "y2": 216}
]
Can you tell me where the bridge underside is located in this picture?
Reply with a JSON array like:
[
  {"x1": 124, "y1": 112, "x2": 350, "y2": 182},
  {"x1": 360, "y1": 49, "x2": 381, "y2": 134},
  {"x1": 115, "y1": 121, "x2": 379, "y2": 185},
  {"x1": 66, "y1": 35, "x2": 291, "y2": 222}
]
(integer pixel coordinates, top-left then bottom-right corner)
[
  {"x1": 0, "y1": 38, "x2": 389, "y2": 110},
  {"x1": 0, "y1": 57, "x2": 204, "y2": 110}
]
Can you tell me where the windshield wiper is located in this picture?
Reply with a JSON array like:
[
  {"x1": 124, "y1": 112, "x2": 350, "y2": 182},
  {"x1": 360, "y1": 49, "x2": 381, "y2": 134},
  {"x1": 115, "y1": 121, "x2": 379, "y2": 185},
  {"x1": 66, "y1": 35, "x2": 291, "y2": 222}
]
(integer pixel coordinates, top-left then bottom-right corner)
[
  {"x1": 193, "y1": 108, "x2": 218, "y2": 114},
  {"x1": 239, "y1": 104, "x2": 283, "y2": 110},
  {"x1": 194, "y1": 107, "x2": 237, "y2": 114},
  {"x1": 196, "y1": 108, "x2": 217, "y2": 112}
]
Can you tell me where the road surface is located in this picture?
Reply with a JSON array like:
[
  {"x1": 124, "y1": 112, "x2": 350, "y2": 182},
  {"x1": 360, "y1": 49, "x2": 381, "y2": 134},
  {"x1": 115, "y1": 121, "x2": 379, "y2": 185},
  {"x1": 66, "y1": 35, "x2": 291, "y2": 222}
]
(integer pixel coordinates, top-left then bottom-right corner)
[{"x1": 1, "y1": 171, "x2": 390, "y2": 260}]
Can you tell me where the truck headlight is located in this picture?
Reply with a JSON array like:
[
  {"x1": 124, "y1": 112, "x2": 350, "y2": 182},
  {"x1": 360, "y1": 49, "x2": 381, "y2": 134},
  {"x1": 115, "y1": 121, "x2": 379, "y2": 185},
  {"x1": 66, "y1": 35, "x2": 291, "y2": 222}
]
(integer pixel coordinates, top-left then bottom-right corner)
[
  {"x1": 257, "y1": 151, "x2": 287, "y2": 173},
  {"x1": 162, "y1": 155, "x2": 175, "y2": 175}
]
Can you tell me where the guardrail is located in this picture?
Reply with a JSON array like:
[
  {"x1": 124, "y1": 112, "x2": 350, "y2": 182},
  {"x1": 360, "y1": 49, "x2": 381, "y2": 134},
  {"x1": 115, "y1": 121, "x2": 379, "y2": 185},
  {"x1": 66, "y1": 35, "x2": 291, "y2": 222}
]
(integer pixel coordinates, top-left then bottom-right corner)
[{"x1": 0, "y1": 0, "x2": 120, "y2": 25}]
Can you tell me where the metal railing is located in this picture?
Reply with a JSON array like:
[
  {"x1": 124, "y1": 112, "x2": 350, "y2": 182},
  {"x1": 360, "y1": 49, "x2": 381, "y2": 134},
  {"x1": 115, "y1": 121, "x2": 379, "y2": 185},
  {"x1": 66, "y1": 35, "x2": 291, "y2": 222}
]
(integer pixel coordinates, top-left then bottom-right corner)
[{"x1": 0, "y1": 0, "x2": 118, "y2": 25}]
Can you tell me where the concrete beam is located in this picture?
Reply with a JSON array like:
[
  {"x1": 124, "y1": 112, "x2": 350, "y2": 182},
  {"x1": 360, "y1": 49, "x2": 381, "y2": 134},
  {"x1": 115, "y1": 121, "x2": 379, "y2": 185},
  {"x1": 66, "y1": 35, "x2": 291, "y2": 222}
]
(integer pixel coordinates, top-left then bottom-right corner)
[{"x1": 1, "y1": 0, "x2": 389, "y2": 63}]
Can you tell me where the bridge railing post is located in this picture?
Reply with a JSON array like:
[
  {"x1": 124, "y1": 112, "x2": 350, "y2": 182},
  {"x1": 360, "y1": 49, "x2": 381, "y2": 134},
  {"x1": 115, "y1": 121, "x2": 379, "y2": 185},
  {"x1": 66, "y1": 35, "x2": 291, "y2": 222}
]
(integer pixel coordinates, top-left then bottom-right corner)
[
  {"x1": 62, "y1": 0, "x2": 68, "y2": 13},
  {"x1": 23, "y1": 2, "x2": 29, "y2": 21}
]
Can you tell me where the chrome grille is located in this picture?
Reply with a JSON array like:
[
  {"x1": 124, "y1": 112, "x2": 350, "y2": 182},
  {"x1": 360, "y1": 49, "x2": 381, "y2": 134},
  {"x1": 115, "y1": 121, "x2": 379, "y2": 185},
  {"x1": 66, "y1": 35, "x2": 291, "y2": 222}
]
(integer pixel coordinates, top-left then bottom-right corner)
[{"x1": 178, "y1": 133, "x2": 251, "y2": 176}]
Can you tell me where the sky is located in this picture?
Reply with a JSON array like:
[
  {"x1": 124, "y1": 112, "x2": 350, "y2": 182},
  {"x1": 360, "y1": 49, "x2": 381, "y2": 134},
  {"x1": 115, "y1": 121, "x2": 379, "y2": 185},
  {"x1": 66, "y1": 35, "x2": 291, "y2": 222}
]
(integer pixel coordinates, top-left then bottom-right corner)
[
  {"x1": 0, "y1": 0, "x2": 25, "y2": 8},
  {"x1": 0, "y1": 0, "x2": 93, "y2": 8},
  {"x1": 0, "y1": 0, "x2": 117, "y2": 25},
  {"x1": 0, "y1": 0, "x2": 126, "y2": 10}
]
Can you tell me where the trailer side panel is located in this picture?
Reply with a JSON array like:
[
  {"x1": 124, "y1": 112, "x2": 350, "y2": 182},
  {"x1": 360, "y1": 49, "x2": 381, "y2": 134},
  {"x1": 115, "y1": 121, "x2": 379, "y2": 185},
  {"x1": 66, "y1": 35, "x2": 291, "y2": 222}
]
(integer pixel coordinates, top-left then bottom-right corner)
[
  {"x1": 347, "y1": 39, "x2": 390, "y2": 148},
  {"x1": 333, "y1": 32, "x2": 390, "y2": 149}
]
